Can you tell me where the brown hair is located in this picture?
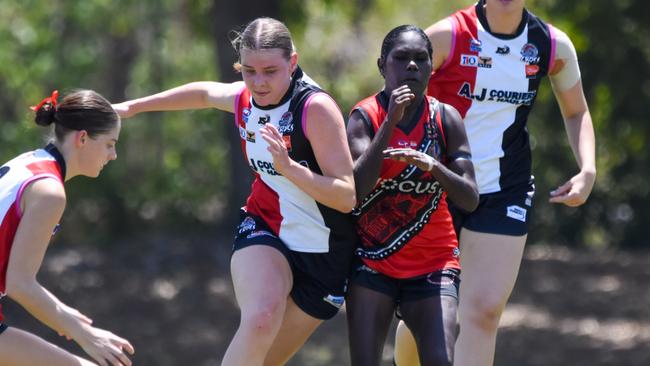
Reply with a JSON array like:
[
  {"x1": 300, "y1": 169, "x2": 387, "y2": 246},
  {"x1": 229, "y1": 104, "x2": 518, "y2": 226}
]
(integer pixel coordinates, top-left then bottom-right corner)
[
  {"x1": 34, "y1": 89, "x2": 119, "y2": 141},
  {"x1": 230, "y1": 17, "x2": 294, "y2": 71}
]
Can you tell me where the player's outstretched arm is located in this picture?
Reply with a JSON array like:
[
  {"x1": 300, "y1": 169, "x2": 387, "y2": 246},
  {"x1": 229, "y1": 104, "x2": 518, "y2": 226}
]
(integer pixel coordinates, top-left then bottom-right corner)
[{"x1": 112, "y1": 81, "x2": 245, "y2": 118}]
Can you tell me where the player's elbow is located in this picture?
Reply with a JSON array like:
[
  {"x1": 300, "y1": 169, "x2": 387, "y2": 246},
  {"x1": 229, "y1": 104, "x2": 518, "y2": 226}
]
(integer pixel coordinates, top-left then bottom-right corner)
[
  {"x1": 467, "y1": 186, "x2": 480, "y2": 212},
  {"x1": 332, "y1": 186, "x2": 357, "y2": 213},
  {"x1": 336, "y1": 194, "x2": 357, "y2": 213},
  {"x1": 5, "y1": 274, "x2": 36, "y2": 301},
  {"x1": 465, "y1": 194, "x2": 479, "y2": 213},
  {"x1": 455, "y1": 185, "x2": 479, "y2": 213}
]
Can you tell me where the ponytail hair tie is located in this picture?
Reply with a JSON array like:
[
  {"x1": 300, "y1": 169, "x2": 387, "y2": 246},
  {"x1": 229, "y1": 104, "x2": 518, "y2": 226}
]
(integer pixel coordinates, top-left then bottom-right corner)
[{"x1": 30, "y1": 90, "x2": 59, "y2": 112}]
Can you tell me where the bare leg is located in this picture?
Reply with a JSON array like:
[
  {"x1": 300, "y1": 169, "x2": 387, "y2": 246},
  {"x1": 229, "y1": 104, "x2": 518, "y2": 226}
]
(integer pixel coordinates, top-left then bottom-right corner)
[
  {"x1": 263, "y1": 297, "x2": 323, "y2": 366},
  {"x1": 221, "y1": 245, "x2": 293, "y2": 366},
  {"x1": 0, "y1": 327, "x2": 96, "y2": 366},
  {"x1": 453, "y1": 229, "x2": 526, "y2": 366}
]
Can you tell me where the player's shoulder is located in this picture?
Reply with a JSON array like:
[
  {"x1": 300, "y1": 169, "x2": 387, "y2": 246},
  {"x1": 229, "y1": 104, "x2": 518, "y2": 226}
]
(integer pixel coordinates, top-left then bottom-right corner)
[
  {"x1": 550, "y1": 26, "x2": 575, "y2": 49},
  {"x1": 425, "y1": 18, "x2": 453, "y2": 41},
  {"x1": 303, "y1": 92, "x2": 342, "y2": 126},
  {"x1": 354, "y1": 94, "x2": 379, "y2": 109},
  {"x1": 23, "y1": 178, "x2": 66, "y2": 212},
  {"x1": 437, "y1": 101, "x2": 463, "y2": 129},
  {"x1": 548, "y1": 25, "x2": 578, "y2": 63}
]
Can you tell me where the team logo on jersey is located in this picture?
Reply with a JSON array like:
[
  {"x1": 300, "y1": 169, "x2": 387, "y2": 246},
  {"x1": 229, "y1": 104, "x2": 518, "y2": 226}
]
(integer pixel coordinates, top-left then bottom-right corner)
[
  {"x1": 322, "y1": 294, "x2": 345, "y2": 309},
  {"x1": 238, "y1": 216, "x2": 256, "y2": 234},
  {"x1": 239, "y1": 126, "x2": 247, "y2": 140},
  {"x1": 258, "y1": 114, "x2": 270, "y2": 125},
  {"x1": 452, "y1": 247, "x2": 460, "y2": 258},
  {"x1": 246, "y1": 130, "x2": 256, "y2": 143},
  {"x1": 525, "y1": 64, "x2": 540, "y2": 79},
  {"x1": 460, "y1": 54, "x2": 478, "y2": 67},
  {"x1": 469, "y1": 38, "x2": 482, "y2": 52},
  {"x1": 461, "y1": 55, "x2": 492, "y2": 68},
  {"x1": 520, "y1": 43, "x2": 540, "y2": 64},
  {"x1": 278, "y1": 111, "x2": 294, "y2": 134},
  {"x1": 496, "y1": 45, "x2": 510, "y2": 55},
  {"x1": 0, "y1": 166, "x2": 9, "y2": 179},
  {"x1": 478, "y1": 56, "x2": 493, "y2": 69},
  {"x1": 506, "y1": 205, "x2": 527, "y2": 222},
  {"x1": 242, "y1": 108, "x2": 251, "y2": 124}
]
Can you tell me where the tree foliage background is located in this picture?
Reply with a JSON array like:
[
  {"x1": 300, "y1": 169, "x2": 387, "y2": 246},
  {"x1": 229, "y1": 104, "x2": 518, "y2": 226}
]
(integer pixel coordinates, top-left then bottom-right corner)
[
  {"x1": 0, "y1": 0, "x2": 647, "y2": 249},
  {"x1": 2, "y1": 1, "x2": 650, "y2": 365}
]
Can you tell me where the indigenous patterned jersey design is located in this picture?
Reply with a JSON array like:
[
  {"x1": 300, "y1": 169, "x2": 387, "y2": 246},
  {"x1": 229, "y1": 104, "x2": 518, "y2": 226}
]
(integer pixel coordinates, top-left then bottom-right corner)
[
  {"x1": 234, "y1": 68, "x2": 356, "y2": 253},
  {"x1": 0, "y1": 145, "x2": 65, "y2": 321},
  {"x1": 352, "y1": 93, "x2": 459, "y2": 279},
  {"x1": 428, "y1": 2, "x2": 555, "y2": 194}
]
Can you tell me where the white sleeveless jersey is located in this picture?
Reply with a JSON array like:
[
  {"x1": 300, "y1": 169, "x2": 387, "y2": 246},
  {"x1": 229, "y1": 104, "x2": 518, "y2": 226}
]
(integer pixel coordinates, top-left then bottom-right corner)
[
  {"x1": 0, "y1": 145, "x2": 64, "y2": 319},
  {"x1": 234, "y1": 68, "x2": 356, "y2": 253},
  {"x1": 428, "y1": 2, "x2": 555, "y2": 193}
]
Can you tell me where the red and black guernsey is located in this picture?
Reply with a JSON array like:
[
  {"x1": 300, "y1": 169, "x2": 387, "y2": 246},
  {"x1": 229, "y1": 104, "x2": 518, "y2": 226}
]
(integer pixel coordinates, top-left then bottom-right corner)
[
  {"x1": 428, "y1": 1, "x2": 555, "y2": 194},
  {"x1": 352, "y1": 92, "x2": 460, "y2": 279},
  {"x1": 234, "y1": 68, "x2": 357, "y2": 254},
  {"x1": 0, "y1": 144, "x2": 65, "y2": 322}
]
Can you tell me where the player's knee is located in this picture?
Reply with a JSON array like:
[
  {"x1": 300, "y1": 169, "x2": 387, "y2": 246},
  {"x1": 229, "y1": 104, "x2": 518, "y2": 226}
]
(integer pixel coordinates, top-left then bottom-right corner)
[
  {"x1": 463, "y1": 295, "x2": 505, "y2": 331},
  {"x1": 240, "y1": 299, "x2": 285, "y2": 336}
]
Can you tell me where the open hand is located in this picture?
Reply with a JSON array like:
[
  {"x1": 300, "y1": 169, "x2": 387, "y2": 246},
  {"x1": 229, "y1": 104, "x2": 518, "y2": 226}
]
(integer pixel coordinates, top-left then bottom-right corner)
[{"x1": 76, "y1": 324, "x2": 135, "y2": 366}]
